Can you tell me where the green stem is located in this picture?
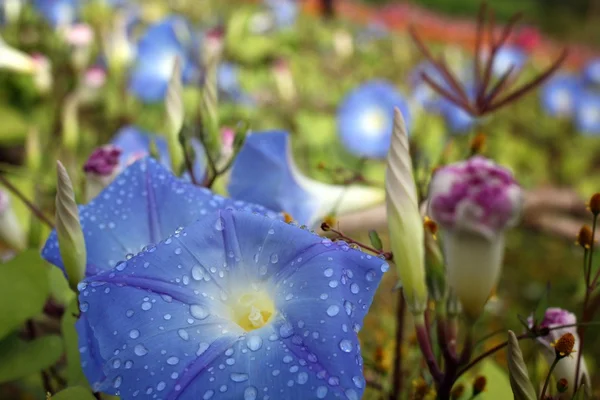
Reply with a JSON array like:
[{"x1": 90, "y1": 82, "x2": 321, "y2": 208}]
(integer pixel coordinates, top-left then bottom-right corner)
[
  {"x1": 540, "y1": 357, "x2": 559, "y2": 400},
  {"x1": 390, "y1": 289, "x2": 406, "y2": 400}
]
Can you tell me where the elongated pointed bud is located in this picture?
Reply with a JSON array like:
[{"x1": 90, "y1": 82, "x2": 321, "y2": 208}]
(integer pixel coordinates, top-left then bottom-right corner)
[
  {"x1": 0, "y1": 189, "x2": 26, "y2": 251},
  {"x1": 507, "y1": 330, "x2": 537, "y2": 400},
  {"x1": 55, "y1": 161, "x2": 86, "y2": 293},
  {"x1": 200, "y1": 27, "x2": 223, "y2": 155},
  {"x1": 429, "y1": 156, "x2": 522, "y2": 319},
  {"x1": 0, "y1": 36, "x2": 35, "y2": 72},
  {"x1": 385, "y1": 108, "x2": 427, "y2": 314},
  {"x1": 165, "y1": 57, "x2": 185, "y2": 175}
]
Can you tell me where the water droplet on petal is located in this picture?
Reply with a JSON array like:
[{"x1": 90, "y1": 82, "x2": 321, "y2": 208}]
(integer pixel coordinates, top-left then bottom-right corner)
[
  {"x1": 191, "y1": 266, "x2": 204, "y2": 280},
  {"x1": 365, "y1": 269, "x2": 376, "y2": 281},
  {"x1": 190, "y1": 304, "x2": 209, "y2": 320},
  {"x1": 215, "y1": 217, "x2": 225, "y2": 231},
  {"x1": 134, "y1": 344, "x2": 148, "y2": 356},
  {"x1": 297, "y1": 372, "x2": 308, "y2": 384},
  {"x1": 270, "y1": 253, "x2": 279, "y2": 264},
  {"x1": 353, "y1": 376, "x2": 365, "y2": 388},
  {"x1": 129, "y1": 329, "x2": 140, "y2": 339},
  {"x1": 167, "y1": 356, "x2": 179, "y2": 365},
  {"x1": 326, "y1": 305, "x2": 340, "y2": 317},
  {"x1": 230, "y1": 373, "x2": 249, "y2": 382},
  {"x1": 316, "y1": 386, "x2": 328, "y2": 398},
  {"x1": 244, "y1": 386, "x2": 257, "y2": 400},
  {"x1": 177, "y1": 329, "x2": 189, "y2": 341},
  {"x1": 339, "y1": 339, "x2": 353, "y2": 353},
  {"x1": 279, "y1": 323, "x2": 294, "y2": 338},
  {"x1": 197, "y1": 342, "x2": 210, "y2": 356},
  {"x1": 324, "y1": 268, "x2": 333, "y2": 277},
  {"x1": 113, "y1": 376, "x2": 122, "y2": 389},
  {"x1": 203, "y1": 390, "x2": 214, "y2": 399},
  {"x1": 247, "y1": 336, "x2": 263, "y2": 352}
]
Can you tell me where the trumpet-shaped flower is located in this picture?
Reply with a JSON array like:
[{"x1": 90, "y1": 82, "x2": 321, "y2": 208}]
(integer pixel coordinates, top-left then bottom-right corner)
[
  {"x1": 129, "y1": 16, "x2": 199, "y2": 102},
  {"x1": 228, "y1": 131, "x2": 385, "y2": 227},
  {"x1": 43, "y1": 157, "x2": 278, "y2": 280},
  {"x1": 337, "y1": 80, "x2": 411, "y2": 159},
  {"x1": 75, "y1": 207, "x2": 386, "y2": 399},
  {"x1": 428, "y1": 156, "x2": 522, "y2": 319},
  {"x1": 110, "y1": 125, "x2": 207, "y2": 182},
  {"x1": 575, "y1": 92, "x2": 600, "y2": 135},
  {"x1": 529, "y1": 308, "x2": 590, "y2": 398},
  {"x1": 540, "y1": 74, "x2": 581, "y2": 117}
]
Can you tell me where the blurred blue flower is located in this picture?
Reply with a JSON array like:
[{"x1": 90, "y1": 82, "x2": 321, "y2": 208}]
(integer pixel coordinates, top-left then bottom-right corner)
[
  {"x1": 217, "y1": 62, "x2": 254, "y2": 105},
  {"x1": 129, "y1": 16, "x2": 200, "y2": 102},
  {"x1": 337, "y1": 80, "x2": 411, "y2": 159},
  {"x1": 439, "y1": 98, "x2": 476, "y2": 134},
  {"x1": 111, "y1": 125, "x2": 206, "y2": 181},
  {"x1": 583, "y1": 58, "x2": 600, "y2": 86},
  {"x1": 228, "y1": 131, "x2": 385, "y2": 227},
  {"x1": 33, "y1": 0, "x2": 78, "y2": 27},
  {"x1": 410, "y1": 62, "x2": 449, "y2": 112},
  {"x1": 491, "y1": 46, "x2": 526, "y2": 77},
  {"x1": 575, "y1": 91, "x2": 600, "y2": 135},
  {"x1": 265, "y1": 0, "x2": 298, "y2": 29},
  {"x1": 74, "y1": 206, "x2": 386, "y2": 398},
  {"x1": 540, "y1": 74, "x2": 581, "y2": 117}
]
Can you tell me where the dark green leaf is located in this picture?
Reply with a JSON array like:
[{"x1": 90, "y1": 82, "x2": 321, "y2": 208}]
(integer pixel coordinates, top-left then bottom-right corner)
[
  {"x1": 0, "y1": 249, "x2": 50, "y2": 339},
  {"x1": 51, "y1": 386, "x2": 96, "y2": 400},
  {"x1": 61, "y1": 298, "x2": 89, "y2": 388},
  {"x1": 368, "y1": 230, "x2": 383, "y2": 251},
  {"x1": 0, "y1": 335, "x2": 63, "y2": 383}
]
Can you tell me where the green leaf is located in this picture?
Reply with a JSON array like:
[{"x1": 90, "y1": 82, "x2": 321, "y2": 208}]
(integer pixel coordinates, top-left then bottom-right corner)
[
  {"x1": 61, "y1": 298, "x2": 89, "y2": 388},
  {"x1": 457, "y1": 360, "x2": 513, "y2": 400},
  {"x1": 0, "y1": 249, "x2": 50, "y2": 340},
  {"x1": 51, "y1": 386, "x2": 96, "y2": 400},
  {"x1": 506, "y1": 331, "x2": 537, "y2": 400},
  {"x1": 573, "y1": 384, "x2": 590, "y2": 400},
  {"x1": 368, "y1": 230, "x2": 383, "y2": 251},
  {"x1": 0, "y1": 334, "x2": 63, "y2": 383}
]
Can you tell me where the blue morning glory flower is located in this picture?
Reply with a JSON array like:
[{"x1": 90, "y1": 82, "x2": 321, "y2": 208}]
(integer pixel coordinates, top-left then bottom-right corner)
[
  {"x1": 33, "y1": 0, "x2": 78, "y2": 27},
  {"x1": 42, "y1": 157, "x2": 278, "y2": 279},
  {"x1": 583, "y1": 58, "x2": 600, "y2": 86},
  {"x1": 575, "y1": 91, "x2": 600, "y2": 135},
  {"x1": 75, "y1": 207, "x2": 387, "y2": 399},
  {"x1": 129, "y1": 16, "x2": 199, "y2": 102},
  {"x1": 264, "y1": 0, "x2": 298, "y2": 29},
  {"x1": 410, "y1": 62, "x2": 451, "y2": 112},
  {"x1": 42, "y1": 159, "x2": 280, "y2": 390},
  {"x1": 217, "y1": 62, "x2": 253, "y2": 105},
  {"x1": 540, "y1": 74, "x2": 581, "y2": 117},
  {"x1": 490, "y1": 46, "x2": 526, "y2": 77},
  {"x1": 337, "y1": 80, "x2": 411, "y2": 159},
  {"x1": 228, "y1": 131, "x2": 385, "y2": 227},
  {"x1": 111, "y1": 125, "x2": 207, "y2": 181},
  {"x1": 438, "y1": 94, "x2": 476, "y2": 134}
]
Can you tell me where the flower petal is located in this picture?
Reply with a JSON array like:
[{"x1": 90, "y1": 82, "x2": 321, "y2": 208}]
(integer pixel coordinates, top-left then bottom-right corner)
[{"x1": 42, "y1": 158, "x2": 279, "y2": 278}]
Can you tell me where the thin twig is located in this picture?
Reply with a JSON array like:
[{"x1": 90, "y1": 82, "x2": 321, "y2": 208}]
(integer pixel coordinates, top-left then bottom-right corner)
[
  {"x1": 473, "y1": 2, "x2": 486, "y2": 90},
  {"x1": 327, "y1": 226, "x2": 393, "y2": 260},
  {"x1": 182, "y1": 143, "x2": 199, "y2": 186},
  {"x1": 540, "y1": 357, "x2": 559, "y2": 400},
  {"x1": 0, "y1": 174, "x2": 53, "y2": 228}
]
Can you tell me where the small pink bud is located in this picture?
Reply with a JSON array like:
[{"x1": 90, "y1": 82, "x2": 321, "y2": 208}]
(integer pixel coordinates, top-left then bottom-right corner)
[
  {"x1": 513, "y1": 27, "x2": 541, "y2": 52},
  {"x1": 84, "y1": 145, "x2": 122, "y2": 176},
  {"x1": 429, "y1": 156, "x2": 522, "y2": 239},
  {"x1": 84, "y1": 66, "x2": 107, "y2": 89},
  {"x1": 64, "y1": 23, "x2": 94, "y2": 47}
]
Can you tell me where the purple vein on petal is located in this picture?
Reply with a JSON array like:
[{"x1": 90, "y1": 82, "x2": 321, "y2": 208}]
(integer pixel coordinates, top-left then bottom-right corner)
[
  {"x1": 166, "y1": 335, "x2": 239, "y2": 400},
  {"x1": 145, "y1": 160, "x2": 162, "y2": 245}
]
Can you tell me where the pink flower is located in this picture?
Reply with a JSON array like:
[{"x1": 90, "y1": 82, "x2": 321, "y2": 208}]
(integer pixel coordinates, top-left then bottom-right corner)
[
  {"x1": 84, "y1": 145, "x2": 122, "y2": 177},
  {"x1": 84, "y1": 66, "x2": 107, "y2": 89},
  {"x1": 64, "y1": 23, "x2": 94, "y2": 47}
]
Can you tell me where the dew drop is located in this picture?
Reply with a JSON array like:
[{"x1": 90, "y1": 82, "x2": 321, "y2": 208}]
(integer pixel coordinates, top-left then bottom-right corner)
[
  {"x1": 346, "y1": 389, "x2": 359, "y2": 400},
  {"x1": 80, "y1": 302, "x2": 89, "y2": 312},
  {"x1": 157, "y1": 381, "x2": 166, "y2": 391},
  {"x1": 323, "y1": 268, "x2": 333, "y2": 277},
  {"x1": 270, "y1": 253, "x2": 279, "y2": 264},
  {"x1": 329, "y1": 280, "x2": 339, "y2": 288},
  {"x1": 141, "y1": 302, "x2": 152, "y2": 311},
  {"x1": 129, "y1": 329, "x2": 140, "y2": 339},
  {"x1": 134, "y1": 344, "x2": 148, "y2": 356},
  {"x1": 167, "y1": 356, "x2": 179, "y2": 365},
  {"x1": 177, "y1": 329, "x2": 189, "y2": 341},
  {"x1": 203, "y1": 390, "x2": 214, "y2": 399},
  {"x1": 279, "y1": 322, "x2": 294, "y2": 338},
  {"x1": 339, "y1": 339, "x2": 353, "y2": 353},
  {"x1": 244, "y1": 386, "x2": 257, "y2": 400},
  {"x1": 113, "y1": 376, "x2": 122, "y2": 389},
  {"x1": 230, "y1": 373, "x2": 249, "y2": 382},
  {"x1": 197, "y1": 342, "x2": 210, "y2": 356},
  {"x1": 326, "y1": 305, "x2": 340, "y2": 317},
  {"x1": 365, "y1": 269, "x2": 376, "y2": 281},
  {"x1": 247, "y1": 336, "x2": 263, "y2": 352},
  {"x1": 316, "y1": 386, "x2": 328, "y2": 398},
  {"x1": 215, "y1": 217, "x2": 225, "y2": 231},
  {"x1": 352, "y1": 376, "x2": 365, "y2": 388},
  {"x1": 190, "y1": 304, "x2": 209, "y2": 320},
  {"x1": 297, "y1": 372, "x2": 308, "y2": 384}
]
